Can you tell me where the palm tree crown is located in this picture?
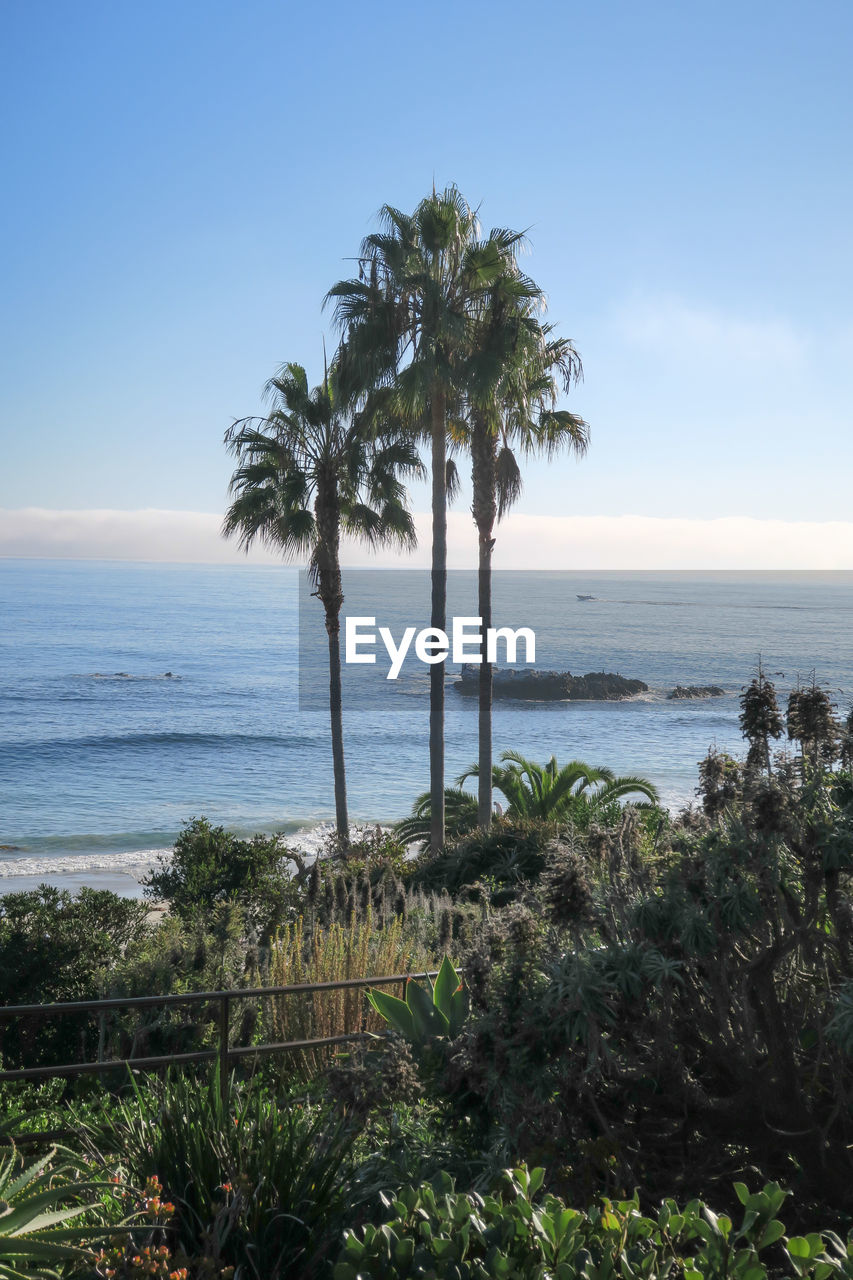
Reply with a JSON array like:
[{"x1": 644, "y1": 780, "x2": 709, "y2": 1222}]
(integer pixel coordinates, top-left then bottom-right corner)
[
  {"x1": 327, "y1": 186, "x2": 532, "y2": 852},
  {"x1": 223, "y1": 360, "x2": 418, "y2": 587},
  {"x1": 460, "y1": 750, "x2": 658, "y2": 822},
  {"x1": 454, "y1": 270, "x2": 590, "y2": 828},
  {"x1": 223, "y1": 357, "x2": 421, "y2": 840}
]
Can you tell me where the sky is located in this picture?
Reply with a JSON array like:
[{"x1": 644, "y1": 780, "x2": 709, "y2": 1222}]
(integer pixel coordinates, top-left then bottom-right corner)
[{"x1": 1, "y1": 0, "x2": 851, "y2": 567}]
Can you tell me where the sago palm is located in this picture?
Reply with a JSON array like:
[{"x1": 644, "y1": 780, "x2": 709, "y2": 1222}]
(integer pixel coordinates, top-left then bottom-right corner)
[
  {"x1": 223, "y1": 358, "x2": 420, "y2": 842},
  {"x1": 327, "y1": 186, "x2": 526, "y2": 852},
  {"x1": 460, "y1": 279, "x2": 590, "y2": 828}
]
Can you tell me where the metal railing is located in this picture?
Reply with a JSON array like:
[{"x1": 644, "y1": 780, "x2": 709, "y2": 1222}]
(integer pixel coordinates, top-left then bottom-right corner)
[{"x1": 0, "y1": 970, "x2": 439, "y2": 1099}]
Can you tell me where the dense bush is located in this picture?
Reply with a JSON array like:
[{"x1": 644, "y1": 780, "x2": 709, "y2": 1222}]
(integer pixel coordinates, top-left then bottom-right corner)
[
  {"x1": 313, "y1": 825, "x2": 411, "y2": 880},
  {"x1": 95, "y1": 903, "x2": 262, "y2": 1066},
  {"x1": 434, "y1": 679, "x2": 853, "y2": 1222},
  {"x1": 77, "y1": 1069, "x2": 359, "y2": 1278},
  {"x1": 336, "y1": 1167, "x2": 853, "y2": 1280},
  {"x1": 0, "y1": 886, "x2": 148, "y2": 1069},
  {"x1": 409, "y1": 818, "x2": 556, "y2": 901},
  {"x1": 142, "y1": 817, "x2": 302, "y2": 932}
]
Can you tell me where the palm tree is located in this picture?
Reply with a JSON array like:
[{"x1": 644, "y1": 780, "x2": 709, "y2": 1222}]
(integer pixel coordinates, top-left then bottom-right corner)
[
  {"x1": 460, "y1": 280, "x2": 590, "y2": 828},
  {"x1": 327, "y1": 186, "x2": 525, "y2": 852},
  {"x1": 222, "y1": 358, "x2": 420, "y2": 843},
  {"x1": 395, "y1": 750, "x2": 658, "y2": 845},
  {"x1": 394, "y1": 787, "x2": 479, "y2": 847},
  {"x1": 464, "y1": 750, "x2": 659, "y2": 822}
]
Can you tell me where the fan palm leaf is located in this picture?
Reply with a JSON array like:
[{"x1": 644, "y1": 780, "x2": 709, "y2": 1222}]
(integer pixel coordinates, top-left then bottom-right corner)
[
  {"x1": 223, "y1": 354, "x2": 421, "y2": 842},
  {"x1": 327, "y1": 185, "x2": 528, "y2": 852}
]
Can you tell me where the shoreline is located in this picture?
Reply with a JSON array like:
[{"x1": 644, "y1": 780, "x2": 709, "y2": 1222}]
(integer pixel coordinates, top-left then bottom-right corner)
[{"x1": 0, "y1": 821, "x2": 351, "y2": 898}]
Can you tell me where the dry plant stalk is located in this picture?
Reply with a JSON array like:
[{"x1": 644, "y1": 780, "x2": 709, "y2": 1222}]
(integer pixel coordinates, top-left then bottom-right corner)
[{"x1": 264, "y1": 909, "x2": 433, "y2": 1074}]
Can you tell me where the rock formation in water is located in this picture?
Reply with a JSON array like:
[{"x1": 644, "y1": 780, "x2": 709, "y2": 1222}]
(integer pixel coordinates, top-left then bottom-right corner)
[
  {"x1": 454, "y1": 666, "x2": 648, "y2": 701},
  {"x1": 667, "y1": 685, "x2": 726, "y2": 699}
]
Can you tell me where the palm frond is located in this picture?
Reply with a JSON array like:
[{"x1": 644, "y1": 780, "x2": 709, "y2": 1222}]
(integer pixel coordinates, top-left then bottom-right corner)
[
  {"x1": 495, "y1": 446, "x2": 523, "y2": 519},
  {"x1": 446, "y1": 458, "x2": 461, "y2": 504}
]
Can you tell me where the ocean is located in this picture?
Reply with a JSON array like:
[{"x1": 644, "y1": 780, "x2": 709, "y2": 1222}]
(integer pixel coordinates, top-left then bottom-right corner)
[{"x1": 2, "y1": 560, "x2": 852, "y2": 897}]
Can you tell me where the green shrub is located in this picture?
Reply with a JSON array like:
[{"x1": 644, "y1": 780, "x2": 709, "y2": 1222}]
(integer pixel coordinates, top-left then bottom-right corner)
[
  {"x1": 409, "y1": 818, "x2": 554, "y2": 900},
  {"x1": 77, "y1": 1068, "x2": 358, "y2": 1278},
  {"x1": 81, "y1": 903, "x2": 268, "y2": 1068},
  {"x1": 335, "y1": 1168, "x2": 853, "y2": 1280},
  {"x1": 315, "y1": 825, "x2": 411, "y2": 880},
  {"x1": 367, "y1": 956, "x2": 468, "y2": 1048},
  {"x1": 142, "y1": 817, "x2": 299, "y2": 931},
  {"x1": 0, "y1": 887, "x2": 149, "y2": 1070}
]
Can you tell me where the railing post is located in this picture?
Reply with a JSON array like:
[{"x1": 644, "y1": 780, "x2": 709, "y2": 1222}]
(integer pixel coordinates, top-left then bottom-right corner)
[{"x1": 218, "y1": 994, "x2": 229, "y2": 1105}]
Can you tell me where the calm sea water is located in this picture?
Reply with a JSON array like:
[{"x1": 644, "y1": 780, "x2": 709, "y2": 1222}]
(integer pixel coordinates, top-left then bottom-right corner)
[{"x1": 1, "y1": 560, "x2": 852, "y2": 894}]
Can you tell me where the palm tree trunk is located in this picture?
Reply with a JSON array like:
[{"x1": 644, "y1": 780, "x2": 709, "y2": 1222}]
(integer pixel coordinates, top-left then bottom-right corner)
[
  {"x1": 471, "y1": 420, "x2": 497, "y2": 829},
  {"x1": 316, "y1": 481, "x2": 349, "y2": 846},
  {"x1": 326, "y1": 612, "x2": 349, "y2": 841},
  {"x1": 430, "y1": 387, "x2": 447, "y2": 853},
  {"x1": 477, "y1": 535, "x2": 493, "y2": 828}
]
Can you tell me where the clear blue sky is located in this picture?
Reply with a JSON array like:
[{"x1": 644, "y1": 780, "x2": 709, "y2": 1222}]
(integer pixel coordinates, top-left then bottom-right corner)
[{"x1": 1, "y1": 0, "x2": 851, "y2": 555}]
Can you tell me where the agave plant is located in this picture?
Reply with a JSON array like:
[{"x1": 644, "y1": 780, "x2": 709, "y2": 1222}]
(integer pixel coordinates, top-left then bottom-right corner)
[
  {"x1": 0, "y1": 1144, "x2": 117, "y2": 1280},
  {"x1": 366, "y1": 956, "x2": 468, "y2": 1047}
]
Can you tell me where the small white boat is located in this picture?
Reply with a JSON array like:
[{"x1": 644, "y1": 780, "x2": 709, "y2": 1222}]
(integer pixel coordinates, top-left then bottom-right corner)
[{"x1": 576, "y1": 593, "x2": 596, "y2": 601}]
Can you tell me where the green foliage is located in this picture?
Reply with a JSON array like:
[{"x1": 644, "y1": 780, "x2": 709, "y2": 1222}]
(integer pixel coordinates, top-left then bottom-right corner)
[
  {"x1": 77, "y1": 1068, "x2": 358, "y2": 1278},
  {"x1": 346, "y1": 1099, "x2": 482, "y2": 1203},
  {"x1": 142, "y1": 817, "x2": 298, "y2": 929},
  {"x1": 367, "y1": 957, "x2": 468, "y2": 1047},
  {"x1": 394, "y1": 789, "x2": 480, "y2": 847},
  {"x1": 336, "y1": 1168, "x2": 841, "y2": 1280},
  {"x1": 0, "y1": 887, "x2": 149, "y2": 1070},
  {"x1": 0, "y1": 1143, "x2": 121, "y2": 1279},
  {"x1": 314, "y1": 825, "x2": 411, "y2": 880},
  {"x1": 739, "y1": 663, "x2": 783, "y2": 773},
  {"x1": 223, "y1": 359, "x2": 420, "y2": 574},
  {"x1": 409, "y1": 818, "x2": 554, "y2": 899},
  {"x1": 0, "y1": 885, "x2": 148, "y2": 1005},
  {"x1": 442, "y1": 759, "x2": 853, "y2": 1214},
  {"x1": 396, "y1": 755, "x2": 660, "y2": 848},
  {"x1": 696, "y1": 748, "x2": 742, "y2": 820},
  {"x1": 91, "y1": 906, "x2": 262, "y2": 1065},
  {"x1": 788, "y1": 679, "x2": 841, "y2": 768},
  {"x1": 464, "y1": 750, "x2": 660, "y2": 824}
]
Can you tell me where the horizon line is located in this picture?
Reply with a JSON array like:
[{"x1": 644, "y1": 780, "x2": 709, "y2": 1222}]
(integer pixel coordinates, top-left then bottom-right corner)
[{"x1": 3, "y1": 556, "x2": 853, "y2": 575}]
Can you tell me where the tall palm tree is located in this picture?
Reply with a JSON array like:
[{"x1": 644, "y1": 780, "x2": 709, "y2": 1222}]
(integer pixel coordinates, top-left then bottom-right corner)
[
  {"x1": 459, "y1": 279, "x2": 590, "y2": 828},
  {"x1": 222, "y1": 358, "x2": 420, "y2": 843},
  {"x1": 327, "y1": 186, "x2": 531, "y2": 852}
]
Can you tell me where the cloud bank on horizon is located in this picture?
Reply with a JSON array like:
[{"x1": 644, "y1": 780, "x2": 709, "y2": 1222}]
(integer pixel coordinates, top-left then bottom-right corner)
[{"x1": 2, "y1": 508, "x2": 853, "y2": 571}]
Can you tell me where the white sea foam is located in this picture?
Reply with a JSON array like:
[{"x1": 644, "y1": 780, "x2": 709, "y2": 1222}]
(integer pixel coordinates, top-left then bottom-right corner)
[
  {"x1": 0, "y1": 848, "x2": 172, "y2": 879},
  {"x1": 0, "y1": 821, "x2": 382, "y2": 884}
]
